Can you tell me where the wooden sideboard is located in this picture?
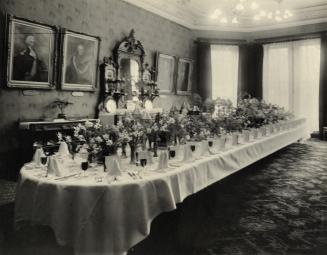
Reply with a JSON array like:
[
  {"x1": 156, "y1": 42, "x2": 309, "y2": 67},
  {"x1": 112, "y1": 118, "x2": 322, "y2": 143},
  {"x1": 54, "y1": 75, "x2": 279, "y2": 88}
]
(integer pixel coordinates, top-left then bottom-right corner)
[{"x1": 18, "y1": 119, "x2": 97, "y2": 169}]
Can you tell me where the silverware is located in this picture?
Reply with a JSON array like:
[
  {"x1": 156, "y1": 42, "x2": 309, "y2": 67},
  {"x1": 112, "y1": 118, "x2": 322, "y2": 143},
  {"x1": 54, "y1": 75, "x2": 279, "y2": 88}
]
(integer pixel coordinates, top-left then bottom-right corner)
[{"x1": 54, "y1": 173, "x2": 78, "y2": 181}]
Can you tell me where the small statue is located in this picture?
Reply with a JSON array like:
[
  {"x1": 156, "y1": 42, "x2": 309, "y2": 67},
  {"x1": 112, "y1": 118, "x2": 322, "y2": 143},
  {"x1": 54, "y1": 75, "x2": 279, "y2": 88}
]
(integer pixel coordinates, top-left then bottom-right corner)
[{"x1": 49, "y1": 99, "x2": 73, "y2": 119}]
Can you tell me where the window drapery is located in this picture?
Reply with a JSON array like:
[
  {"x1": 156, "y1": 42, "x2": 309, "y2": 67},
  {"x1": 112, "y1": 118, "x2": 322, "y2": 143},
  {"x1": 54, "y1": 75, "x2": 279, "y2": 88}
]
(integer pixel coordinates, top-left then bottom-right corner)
[
  {"x1": 211, "y1": 45, "x2": 239, "y2": 105},
  {"x1": 263, "y1": 39, "x2": 321, "y2": 136}
]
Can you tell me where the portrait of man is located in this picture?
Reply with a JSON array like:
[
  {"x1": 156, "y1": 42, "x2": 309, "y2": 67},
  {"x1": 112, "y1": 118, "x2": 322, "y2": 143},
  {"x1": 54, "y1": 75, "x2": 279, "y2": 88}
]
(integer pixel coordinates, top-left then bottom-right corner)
[
  {"x1": 12, "y1": 35, "x2": 47, "y2": 82},
  {"x1": 62, "y1": 31, "x2": 99, "y2": 91},
  {"x1": 7, "y1": 17, "x2": 55, "y2": 88},
  {"x1": 65, "y1": 44, "x2": 91, "y2": 84}
]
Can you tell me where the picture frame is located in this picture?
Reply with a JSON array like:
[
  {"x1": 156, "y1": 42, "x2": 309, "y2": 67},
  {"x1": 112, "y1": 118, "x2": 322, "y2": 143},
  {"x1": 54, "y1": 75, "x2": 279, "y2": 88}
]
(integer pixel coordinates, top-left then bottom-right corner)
[
  {"x1": 60, "y1": 29, "x2": 100, "y2": 91},
  {"x1": 5, "y1": 15, "x2": 58, "y2": 89},
  {"x1": 176, "y1": 57, "x2": 193, "y2": 95},
  {"x1": 155, "y1": 52, "x2": 176, "y2": 94},
  {"x1": 103, "y1": 57, "x2": 117, "y2": 82}
]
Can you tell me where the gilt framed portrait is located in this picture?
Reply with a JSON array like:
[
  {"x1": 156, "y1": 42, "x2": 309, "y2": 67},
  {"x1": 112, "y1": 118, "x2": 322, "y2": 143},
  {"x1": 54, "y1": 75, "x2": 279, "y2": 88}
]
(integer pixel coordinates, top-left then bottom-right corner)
[
  {"x1": 156, "y1": 53, "x2": 176, "y2": 94},
  {"x1": 60, "y1": 29, "x2": 100, "y2": 91},
  {"x1": 176, "y1": 58, "x2": 193, "y2": 95},
  {"x1": 6, "y1": 16, "x2": 58, "y2": 89}
]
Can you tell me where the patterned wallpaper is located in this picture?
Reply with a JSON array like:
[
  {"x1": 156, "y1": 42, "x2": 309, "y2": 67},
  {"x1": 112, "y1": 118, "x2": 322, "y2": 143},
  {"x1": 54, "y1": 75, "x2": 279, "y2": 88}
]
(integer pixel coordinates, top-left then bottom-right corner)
[{"x1": 0, "y1": 0, "x2": 196, "y2": 176}]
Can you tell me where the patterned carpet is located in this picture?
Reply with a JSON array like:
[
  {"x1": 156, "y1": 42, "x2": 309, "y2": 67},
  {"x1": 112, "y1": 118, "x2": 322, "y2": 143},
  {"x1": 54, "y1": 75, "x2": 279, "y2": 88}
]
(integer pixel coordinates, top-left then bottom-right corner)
[
  {"x1": 132, "y1": 140, "x2": 327, "y2": 255},
  {"x1": 0, "y1": 180, "x2": 16, "y2": 207},
  {"x1": 1, "y1": 140, "x2": 327, "y2": 255}
]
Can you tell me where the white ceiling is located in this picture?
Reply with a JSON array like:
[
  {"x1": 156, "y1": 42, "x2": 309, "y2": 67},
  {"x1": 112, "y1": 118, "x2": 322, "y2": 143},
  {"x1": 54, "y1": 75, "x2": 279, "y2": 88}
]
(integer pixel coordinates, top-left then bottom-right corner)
[{"x1": 122, "y1": 0, "x2": 327, "y2": 32}]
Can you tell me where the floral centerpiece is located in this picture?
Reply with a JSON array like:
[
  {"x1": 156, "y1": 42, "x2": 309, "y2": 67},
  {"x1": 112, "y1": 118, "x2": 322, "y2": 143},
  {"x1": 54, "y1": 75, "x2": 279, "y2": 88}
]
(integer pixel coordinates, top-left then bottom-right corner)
[
  {"x1": 148, "y1": 113, "x2": 177, "y2": 148},
  {"x1": 57, "y1": 120, "x2": 121, "y2": 162},
  {"x1": 118, "y1": 116, "x2": 146, "y2": 163},
  {"x1": 181, "y1": 115, "x2": 209, "y2": 141},
  {"x1": 237, "y1": 97, "x2": 293, "y2": 129},
  {"x1": 212, "y1": 98, "x2": 243, "y2": 133},
  {"x1": 50, "y1": 95, "x2": 295, "y2": 165}
]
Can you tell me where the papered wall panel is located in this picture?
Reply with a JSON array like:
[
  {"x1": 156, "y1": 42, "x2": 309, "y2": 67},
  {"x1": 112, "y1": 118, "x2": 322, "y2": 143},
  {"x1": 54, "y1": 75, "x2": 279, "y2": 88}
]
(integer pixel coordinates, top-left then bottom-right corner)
[{"x1": 0, "y1": 0, "x2": 196, "y2": 179}]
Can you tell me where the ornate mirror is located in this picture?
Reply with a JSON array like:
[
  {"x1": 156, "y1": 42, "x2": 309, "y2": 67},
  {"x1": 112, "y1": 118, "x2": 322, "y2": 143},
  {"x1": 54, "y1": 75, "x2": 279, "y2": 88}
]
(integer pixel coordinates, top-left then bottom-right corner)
[{"x1": 115, "y1": 29, "x2": 145, "y2": 100}]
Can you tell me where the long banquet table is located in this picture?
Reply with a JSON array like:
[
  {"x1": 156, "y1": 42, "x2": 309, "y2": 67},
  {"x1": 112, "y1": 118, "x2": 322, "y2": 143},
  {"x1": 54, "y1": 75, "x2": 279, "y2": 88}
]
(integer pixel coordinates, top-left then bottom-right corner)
[{"x1": 15, "y1": 119, "x2": 306, "y2": 255}]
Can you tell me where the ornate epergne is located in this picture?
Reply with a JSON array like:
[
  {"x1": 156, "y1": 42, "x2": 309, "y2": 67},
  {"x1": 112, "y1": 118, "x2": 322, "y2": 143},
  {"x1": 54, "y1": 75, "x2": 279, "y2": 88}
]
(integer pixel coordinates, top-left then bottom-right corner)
[
  {"x1": 102, "y1": 56, "x2": 127, "y2": 108},
  {"x1": 139, "y1": 63, "x2": 159, "y2": 106}
]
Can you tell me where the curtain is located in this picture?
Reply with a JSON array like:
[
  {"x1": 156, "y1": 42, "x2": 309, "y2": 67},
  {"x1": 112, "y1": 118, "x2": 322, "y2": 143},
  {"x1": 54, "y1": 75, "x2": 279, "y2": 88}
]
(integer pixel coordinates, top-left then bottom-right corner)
[
  {"x1": 197, "y1": 42, "x2": 212, "y2": 99},
  {"x1": 293, "y1": 39, "x2": 321, "y2": 135},
  {"x1": 319, "y1": 33, "x2": 327, "y2": 138},
  {"x1": 263, "y1": 42, "x2": 293, "y2": 110},
  {"x1": 263, "y1": 39, "x2": 321, "y2": 136},
  {"x1": 211, "y1": 44, "x2": 239, "y2": 105},
  {"x1": 238, "y1": 44, "x2": 263, "y2": 99}
]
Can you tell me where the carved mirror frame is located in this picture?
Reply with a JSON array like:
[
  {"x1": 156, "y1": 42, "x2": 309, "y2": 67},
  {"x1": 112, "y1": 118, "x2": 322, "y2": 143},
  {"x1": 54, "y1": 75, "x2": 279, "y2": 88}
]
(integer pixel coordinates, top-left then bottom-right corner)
[{"x1": 114, "y1": 29, "x2": 145, "y2": 81}]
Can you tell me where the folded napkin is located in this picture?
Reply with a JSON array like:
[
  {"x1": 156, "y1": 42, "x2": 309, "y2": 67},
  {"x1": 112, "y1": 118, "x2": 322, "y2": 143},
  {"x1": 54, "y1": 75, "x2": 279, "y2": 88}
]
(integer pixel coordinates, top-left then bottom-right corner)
[
  {"x1": 216, "y1": 136, "x2": 226, "y2": 151},
  {"x1": 147, "y1": 150, "x2": 153, "y2": 164},
  {"x1": 182, "y1": 144, "x2": 193, "y2": 162},
  {"x1": 157, "y1": 150, "x2": 169, "y2": 171},
  {"x1": 176, "y1": 145, "x2": 184, "y2": 161},
  {"x1": 57, "y1": 142, "x2": 70, "y2": 157},
  {"x1": 252, "y1": 129, "x2": 259, "y2": 139},
  {"x1": 138, "y1": 150, "x2": 148, "y2": 160},
  {"x1": 105, "y1": 156, "x2": 122, "y2": 176},
  {"x1": 232, "y1": 133, "x2": 239, "y2": 146},
  {"x1": 225, "y1": 135, "x2": 233, "y2": 149},
  {"x1": 243, "y1": 130, "x2": 250, "y2": 143},
  {"x1": 47, "y1": 156, "x2": 68, "y2": 177},
  {"x1": 32, "y1": 148, "x2": 45, "y2": 167},
  {"x1": 200, "y1": 140, "x2": 210, "y2": 156}
]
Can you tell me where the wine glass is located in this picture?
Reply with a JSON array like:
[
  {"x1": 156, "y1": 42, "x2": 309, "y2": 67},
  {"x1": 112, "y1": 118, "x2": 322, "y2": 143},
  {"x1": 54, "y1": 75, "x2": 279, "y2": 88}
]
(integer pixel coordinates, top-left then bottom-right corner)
[
  {"x1": 40, "y1": 153, "x2": 48, "y2": 177},
  {"x1": 140, "y1": 158, "x2": 147, "y2": 168},
  {"x1": 135, "y1": 151, "x2": 140, "y2": 166},
  {"x1": 81, "y1": 160, "x2": 89, "y2": 177},
  {"x1": 169, "y1": 149, "x2": 176, "y2": 160}
]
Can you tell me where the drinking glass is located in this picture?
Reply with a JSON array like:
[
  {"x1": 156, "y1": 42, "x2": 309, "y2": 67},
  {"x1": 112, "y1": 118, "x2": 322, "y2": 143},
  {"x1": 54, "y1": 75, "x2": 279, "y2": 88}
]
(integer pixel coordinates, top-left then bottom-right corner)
[
  {"x1": 140, "y1": 158, "x2": 147, "y2": 168},
  {"x1": 169, "y1": 150, "x2": 176, "y2": 159},
  {"x1": 81, "y1": 161, "x2": 89, "y2": 177},
  {"x1": 40, "y1": 154, "x2": 48, "y2": 177}
]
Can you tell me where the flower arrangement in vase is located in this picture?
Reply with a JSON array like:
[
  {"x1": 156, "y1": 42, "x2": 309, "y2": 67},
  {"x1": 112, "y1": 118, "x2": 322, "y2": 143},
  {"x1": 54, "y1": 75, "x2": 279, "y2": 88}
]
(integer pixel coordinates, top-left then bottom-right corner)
[
  {"x1": 57, "y1": 120, "x2": 121, "y2": 163},
  {"x1": 118, "y1": 116, "x2": 146, "y2": 164}
]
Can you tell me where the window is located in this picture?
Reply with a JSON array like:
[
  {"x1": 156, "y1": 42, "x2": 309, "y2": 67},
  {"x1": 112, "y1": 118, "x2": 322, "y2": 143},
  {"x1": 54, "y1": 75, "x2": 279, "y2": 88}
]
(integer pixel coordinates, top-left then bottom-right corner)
[
  {"x1": 263, "y1": 39, "x2": 321, "y2": 136},
  {"x1": 211, "y1": 45, "x2": 239, "y2": 105}
]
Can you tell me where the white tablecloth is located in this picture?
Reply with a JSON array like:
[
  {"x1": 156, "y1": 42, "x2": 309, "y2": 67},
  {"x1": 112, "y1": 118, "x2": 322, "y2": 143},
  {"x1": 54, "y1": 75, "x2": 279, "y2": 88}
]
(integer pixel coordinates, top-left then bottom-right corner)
[{"x1": 15, "y1": 119, "x2": 306, "y2": 255}]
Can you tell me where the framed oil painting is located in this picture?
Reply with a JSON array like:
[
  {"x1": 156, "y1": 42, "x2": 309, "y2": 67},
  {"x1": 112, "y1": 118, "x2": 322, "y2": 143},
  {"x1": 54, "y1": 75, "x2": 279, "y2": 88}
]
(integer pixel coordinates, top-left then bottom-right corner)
[
  {"x1": 176, "y1": 58, "x2": 193, "y2": 95},
  {"x1": 6, "y1": 16, "x2": 58, "y2": 89},
  {"x1": 156, "y1": 53, "x2": 176, "y2": 94},
  {"x1": 60, "y1": 29, "x2": 100, "y2": 91}
]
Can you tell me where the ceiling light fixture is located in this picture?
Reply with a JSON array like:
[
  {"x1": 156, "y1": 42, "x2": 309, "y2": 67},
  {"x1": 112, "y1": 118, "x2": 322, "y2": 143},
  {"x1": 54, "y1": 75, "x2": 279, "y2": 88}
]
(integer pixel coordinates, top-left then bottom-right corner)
[
  {"x1": 211, "y1": 8, "x2": 222, "y2": 19},
  {"x1": 236, "y1": 3, "x2": 245, "y2": 11},
  {"x1": 220, "y1": 17, "x2": 228, "y2": 23},
  {"x1": 209, "y1": 0, "x2": 293, "y2": 25},
  {"x1": 250, "y1": 2, "x2": 259, "y2": 10},
  {"x1": 232, "y1": 17, "x2": 239, "y2": 24}
]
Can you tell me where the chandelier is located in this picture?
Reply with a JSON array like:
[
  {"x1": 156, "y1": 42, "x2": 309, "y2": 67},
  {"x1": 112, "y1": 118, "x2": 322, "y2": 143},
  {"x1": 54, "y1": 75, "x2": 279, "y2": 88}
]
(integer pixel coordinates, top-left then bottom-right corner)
[{"x1": 210, "y1": 0, "x2": 293, "y2": 24}]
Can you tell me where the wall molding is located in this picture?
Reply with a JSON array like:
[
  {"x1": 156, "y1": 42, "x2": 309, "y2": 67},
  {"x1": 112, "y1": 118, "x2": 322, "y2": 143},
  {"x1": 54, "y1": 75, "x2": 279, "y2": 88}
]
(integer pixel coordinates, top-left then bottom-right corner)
[{"x1": 123, "y1": 0, "x2": 327, "y2": 33}]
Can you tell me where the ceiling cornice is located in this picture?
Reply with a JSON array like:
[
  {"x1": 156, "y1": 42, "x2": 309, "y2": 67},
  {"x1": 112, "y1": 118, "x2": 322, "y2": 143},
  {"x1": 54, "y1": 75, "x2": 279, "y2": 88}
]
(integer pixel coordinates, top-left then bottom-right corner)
[
  {"x1": 123, "y1": 0, "x2": 327, "y2": 33},
  {"x1": 193, "y1": 17, "x2": 327, "y2": 33},
  {"x1": 123, "y1": 0, "x2": 194, "y2": 28}
]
